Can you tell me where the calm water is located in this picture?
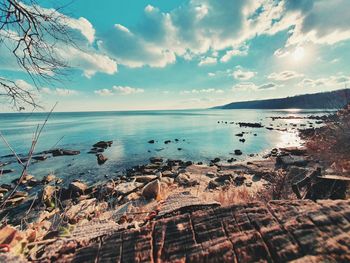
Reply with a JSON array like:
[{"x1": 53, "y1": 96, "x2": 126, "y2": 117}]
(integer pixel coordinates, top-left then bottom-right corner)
[{"x1": 0, "y1": 109, "x2": 326, "y2": 184}]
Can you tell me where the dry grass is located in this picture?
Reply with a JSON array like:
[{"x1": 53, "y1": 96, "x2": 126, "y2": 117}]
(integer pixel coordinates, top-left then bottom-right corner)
[
  {"x1": 304, "y1": 104, "x2": 350, "y2": 175},
  {"x1": 210, "y1": 187, "x2": 255, "y2": 206}
]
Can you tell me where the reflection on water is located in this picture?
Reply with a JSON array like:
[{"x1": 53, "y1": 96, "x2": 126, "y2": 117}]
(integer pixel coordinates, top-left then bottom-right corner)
[{"x1": 0, "y1": 109, "x2": 326, "y2": 184}]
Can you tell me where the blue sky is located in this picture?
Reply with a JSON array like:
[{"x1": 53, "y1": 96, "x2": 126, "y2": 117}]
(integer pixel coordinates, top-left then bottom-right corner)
[{"x1": 1, "y1": 0, "x2": 350, "y2": 112}]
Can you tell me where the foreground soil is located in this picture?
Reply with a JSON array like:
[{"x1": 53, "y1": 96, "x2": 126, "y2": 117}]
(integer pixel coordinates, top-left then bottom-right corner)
[{"x1": 2, "y1": 198, "x2": 350, "y2": 262}]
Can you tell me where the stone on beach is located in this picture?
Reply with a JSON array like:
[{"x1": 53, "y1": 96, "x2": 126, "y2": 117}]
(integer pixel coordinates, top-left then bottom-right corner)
[
  {"x1": 276, "y1": 155, "x2": 309, "y2": 167},
  {"x1": 134, "y1": 175, "x2": 157, "y2": 183},
  {"x1": 115, "y1": 182, "x2": 144, "y2": 196},
  {"x1": 279, "y1": 146, "x2": 307, "y2": 156},
  {"x1": 175, "y1": 173, "x2": 199, "y2": 187},
  {"x1": 141, "y1": 179, "x2": 161, "y2": 200},
  {"x1": 150, "y1": 157, "x2": 163, "y2": 163},
  {"x1": 41, "y1": 185, "x2": 57, "y2": 205},
  {"x1": 69, "y1": 181, "x2": 88, "y2": 195}
]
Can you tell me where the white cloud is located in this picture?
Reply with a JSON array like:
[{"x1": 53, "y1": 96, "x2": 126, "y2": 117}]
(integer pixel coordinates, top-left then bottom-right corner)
[
  {"x1": 14, "y1": 80, "x2": 35, "y2": 91},
  {"x1": 98, "y1": 0, "x2": 350, "y2": 68},
  {"x1": 233, "y1": 69, "x2": 256, "y2": 80},
  {"x1": 268, "y1": 71, "x2": 304, "y2": 81},
  {"x1": 233, "y1": 82, "x2": 278, "y2": 91},
  {"x1": 0, "y1": 5, "x2": 117, "y2": 79},
  {"x1": 94, "y1": 89, "x2": 113, "y2": 96},
  {"x1": 220, "y1": 46, "x2": 249, "y2": 63},
  {"x1": 94, "y1": 86, "x2": 144, "y2": 96},
  {"x1": 42, "y1": 87, "x2": 78, "y2": 96},
  {"x1": 233, "y1": 82, "x2": 258, "y2": 91},
  {"x1": 198, "y1": 57, "x2": 217, "y2": 66},
  {"x1": 298, "y1": 74, "x2": 350, "y2": 89},
  {"x1": 113, "y1": 86, "x2": 144, "y2": 95},
  {"x1": 65, "y1": 17, "x2": 95, "y2": 44},
  {"x1": 180, "y1": 88, "x2": 224, "y2": 95},
  {"x1": 57, "y1": 46, "x2": 117, "y2": 78}
]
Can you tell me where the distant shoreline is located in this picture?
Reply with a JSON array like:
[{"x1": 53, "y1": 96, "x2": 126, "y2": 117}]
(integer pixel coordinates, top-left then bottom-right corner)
[{"x1": 213, "y1": 88, "x2": 350, "y2": 110}]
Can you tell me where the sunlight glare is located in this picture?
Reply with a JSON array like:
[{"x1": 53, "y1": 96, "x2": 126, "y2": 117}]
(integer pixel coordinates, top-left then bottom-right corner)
[{"x1": 292, "y1": 47, "x2": 305, "y2": 61}]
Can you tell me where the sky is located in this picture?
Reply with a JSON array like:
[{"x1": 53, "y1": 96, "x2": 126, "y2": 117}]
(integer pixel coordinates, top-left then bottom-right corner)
[{"x1": 1, "y1": 0, "x2": 350, "y2": 112}]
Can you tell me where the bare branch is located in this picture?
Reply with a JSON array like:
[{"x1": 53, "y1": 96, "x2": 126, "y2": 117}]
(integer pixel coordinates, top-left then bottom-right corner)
[{"x1": 0, "y1": 0, "x2": 75, "y2": 109}]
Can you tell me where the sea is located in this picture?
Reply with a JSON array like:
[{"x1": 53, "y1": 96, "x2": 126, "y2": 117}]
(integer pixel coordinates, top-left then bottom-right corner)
[{"x1": 0, "y1": 109, "x2": 327, "y2": 185}]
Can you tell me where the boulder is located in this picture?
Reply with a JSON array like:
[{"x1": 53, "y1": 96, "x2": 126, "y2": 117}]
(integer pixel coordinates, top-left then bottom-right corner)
[
  {"x1": 211, "y1": 158, "x2": 220, "y2": 163},
  {"x1": 234, "y1": 149, "x2": 243, "y2": 155},
  {"x1": 279, "y1": 147, "x2": 307, "y2": 156},
  {"x1": 0, "y1": 169, "x2": 14, "y2": 174},
  {"x1": 150, "y1": 157, "x2": 163, "y2": 163},
  {"x1": 141, "y1": 179, "x2": 161, "y2": 199},
  {"x1": 32, "y1": 155, "x2": 48, "y2": 161},
  {"x1": 148, "y1": 140, "x2": 155, "y2": 144},
  {"x1": 234, "y1": 175, "x2": 246, "y2": 185},
  {"x1": 175, "y1": 173, "x2": 199, "y2": 187},
  {"x1": 0, "y1": 187, "x2": 8, "y2": 194},
  {"x1": 96, "y1": 154, "x2": 108, "y2": 165},
  {"x1": 162, "y1": 171, "x2": 176, "y2": 178},
  {"x1": 216, "y1": 174, "x2": 233, "y2": 183},
  {"x1": 156, "y1": 172, "x2": 162, "y2": 178},
  {"x1": 93, "y1": 141, "x2": 113, "y2": 149},
  {"x1": 134, "y1": 175, "x2": 157, "y2": 183},
  {"x1": 276, "y1": 155, "x2": 309, "y2": 167},
  {"x1": 69, "y1": 181, "x2": 88, "y2": 195},
  {"x1": 237, "y1": 122, "x2": 263, "y2": 128},
  {"x1": 51, "y1": 149, "x2": 80, "y2": 157},
  {"x1": 208, "y1": 180, "x2": 220, "y2": 189},
  {"x1": 161, "y1": 177, "x2": 174, "y2": 186},
  {"x1": 184, "y1": 161, "x2": 193, "y2": 166},
  {"x1": 227, "y1": 158, "x2": 236, "y2": 163},
  {"x1": 115, "y1": 182, "x2": 144, "y2": 195},
  {"x1": 206, "y1": 172, "x2": 216, "y2": 178}
]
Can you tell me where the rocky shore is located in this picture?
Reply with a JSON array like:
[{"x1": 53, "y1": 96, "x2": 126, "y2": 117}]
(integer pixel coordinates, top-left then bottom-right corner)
[{"x1": 0, "y1": 106, "x2": 349, "y2": 261}]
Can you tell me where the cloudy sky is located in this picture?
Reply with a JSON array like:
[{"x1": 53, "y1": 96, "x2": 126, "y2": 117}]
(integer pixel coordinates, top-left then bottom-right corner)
[{"x1": 1, "y1": 0, "x2": 350, "y2": 112}]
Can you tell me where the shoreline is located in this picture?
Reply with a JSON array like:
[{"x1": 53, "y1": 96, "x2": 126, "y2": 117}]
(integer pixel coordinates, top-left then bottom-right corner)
[{"x1": 1, "y1": 107, "x2": 349, "y2": 261}]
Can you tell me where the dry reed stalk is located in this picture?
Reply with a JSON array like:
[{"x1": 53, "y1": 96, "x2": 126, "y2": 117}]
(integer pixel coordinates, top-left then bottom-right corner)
[{"x1": 0, "y1": 103, "x2": 57, "y2": 209}]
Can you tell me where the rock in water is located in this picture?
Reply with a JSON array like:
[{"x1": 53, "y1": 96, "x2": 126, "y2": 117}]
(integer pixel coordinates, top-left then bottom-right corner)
[
  {"x1": 97, "y1": 154, "x2": 108, "y2": 165},
  {"x1": 234, "y1": 149, "x2": 243, "y2": 155},
  {"x1": 237, "y1": 122, "x2": 263, "y2": 128},
  {"x1": 51, "y1": 149, "x2": 80, "y2": 157},
  {"x1": 142, "y1": 179, "x2": 160, "y2": 200},
  {"x1": 93, "y1": 141, "x2": 113, "y2": 149}
]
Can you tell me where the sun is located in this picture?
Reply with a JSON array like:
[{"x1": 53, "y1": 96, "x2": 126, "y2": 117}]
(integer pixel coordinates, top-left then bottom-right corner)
[{"x1": 292, "y1": 47, "x2": 305, "y2": 61}]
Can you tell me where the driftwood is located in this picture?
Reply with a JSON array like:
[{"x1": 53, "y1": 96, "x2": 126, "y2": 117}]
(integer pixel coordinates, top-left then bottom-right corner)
[{"x1": 36, "y1": 199, "x2": 350, "y2": 262}]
